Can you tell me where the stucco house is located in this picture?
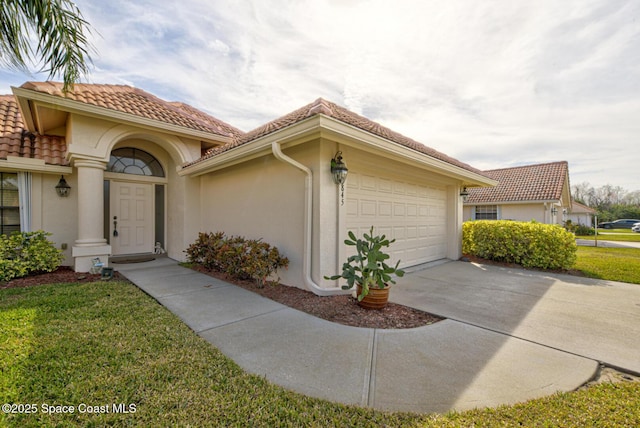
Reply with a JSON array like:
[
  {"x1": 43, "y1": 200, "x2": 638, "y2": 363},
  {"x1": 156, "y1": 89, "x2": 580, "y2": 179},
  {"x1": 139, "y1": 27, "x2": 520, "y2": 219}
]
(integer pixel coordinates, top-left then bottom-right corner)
[
  {"x1": 1, "y1": 81, "x2": 495, "y2": 295},
  {"x1": 463, "y1": 161, "x2": 572, "y2": 225},
  {"x1": 566, "y1": 200, "x2": 596, "y2": 226}
]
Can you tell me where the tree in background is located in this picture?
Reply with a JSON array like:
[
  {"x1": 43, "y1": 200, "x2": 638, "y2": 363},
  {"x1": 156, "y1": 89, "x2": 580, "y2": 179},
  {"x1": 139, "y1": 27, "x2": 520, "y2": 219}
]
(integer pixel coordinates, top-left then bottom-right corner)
[
  {"x1": 572, "y1": 182, "x2": 640, "y2": 222},
  {"x1": 0, "y1": 0, "x2": 93, "y2": 91}
]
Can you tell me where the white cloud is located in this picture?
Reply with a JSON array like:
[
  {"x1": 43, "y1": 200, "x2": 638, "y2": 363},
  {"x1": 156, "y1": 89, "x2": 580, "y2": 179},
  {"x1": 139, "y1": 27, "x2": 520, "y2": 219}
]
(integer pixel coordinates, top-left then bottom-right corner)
[{"x1": 1, "y1": 0, "x2": 638, "y2": 190}]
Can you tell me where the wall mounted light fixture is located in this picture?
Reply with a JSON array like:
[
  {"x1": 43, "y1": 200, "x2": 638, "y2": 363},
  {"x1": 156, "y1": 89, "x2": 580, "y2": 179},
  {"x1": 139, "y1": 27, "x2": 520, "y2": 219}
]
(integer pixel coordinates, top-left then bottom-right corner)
[
  {"x1": 330, "y1": 151, "x2": 348, "y2": 185},
  {"x1": 55, "y1": 175, "x2": 71, "y2": 197},
  {"x1": 460, "y1": 187, "x2": 469, "y2": 203},
  {"x1": 331, "y1": 151, "x2": 348, "y2": 206},
  {"x1": 551, "y1": 207, "x2": 558, "y2": 215}
]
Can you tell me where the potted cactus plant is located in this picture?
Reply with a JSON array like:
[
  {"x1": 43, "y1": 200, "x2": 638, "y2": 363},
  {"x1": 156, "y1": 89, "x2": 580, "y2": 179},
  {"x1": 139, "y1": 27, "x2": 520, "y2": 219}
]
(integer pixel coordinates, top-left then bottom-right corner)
[{"x1": 325, "y1": 226, "x2": 405, "y2": 309}]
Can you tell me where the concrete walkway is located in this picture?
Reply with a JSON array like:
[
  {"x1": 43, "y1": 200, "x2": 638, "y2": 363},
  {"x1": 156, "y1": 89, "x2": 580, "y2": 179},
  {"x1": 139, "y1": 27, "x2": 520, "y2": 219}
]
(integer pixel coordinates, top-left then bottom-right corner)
[{"x1": 115, "y1": 258, "x2": 600, "y2": 414}]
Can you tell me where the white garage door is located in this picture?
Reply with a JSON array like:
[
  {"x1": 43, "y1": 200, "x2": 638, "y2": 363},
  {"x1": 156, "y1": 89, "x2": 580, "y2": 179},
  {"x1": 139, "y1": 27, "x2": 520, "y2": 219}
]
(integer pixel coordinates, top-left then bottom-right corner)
[{"x1": 346, "y1": 171, "x2": 447, "y2": 268}]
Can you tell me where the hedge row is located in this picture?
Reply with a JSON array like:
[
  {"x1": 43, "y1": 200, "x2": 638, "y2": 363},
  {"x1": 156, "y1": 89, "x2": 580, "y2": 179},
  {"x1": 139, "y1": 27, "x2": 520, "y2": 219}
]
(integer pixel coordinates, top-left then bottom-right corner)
[
  {"x1": 462, "y1": 220, "x2": 577, "y2": 270},
  {"x1": 185, "y1": 231, "x2": 289, "y2": 287},
  {"x1": 0, "y1": 231, "x2": 64, "y2": 282}
]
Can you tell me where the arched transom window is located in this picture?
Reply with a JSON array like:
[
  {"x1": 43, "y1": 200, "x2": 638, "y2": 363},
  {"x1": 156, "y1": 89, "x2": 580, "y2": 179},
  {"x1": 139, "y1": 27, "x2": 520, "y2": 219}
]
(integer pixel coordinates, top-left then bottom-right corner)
[{"x1": 108, "y1": 148, "x2": 165, "y2": 177}]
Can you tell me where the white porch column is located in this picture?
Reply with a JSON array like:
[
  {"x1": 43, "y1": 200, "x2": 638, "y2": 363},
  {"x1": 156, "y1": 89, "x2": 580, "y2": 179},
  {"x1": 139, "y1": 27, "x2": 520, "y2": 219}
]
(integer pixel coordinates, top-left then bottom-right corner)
[{"x1": 72, "y1": 159, "x2": 111, "y2": 272}]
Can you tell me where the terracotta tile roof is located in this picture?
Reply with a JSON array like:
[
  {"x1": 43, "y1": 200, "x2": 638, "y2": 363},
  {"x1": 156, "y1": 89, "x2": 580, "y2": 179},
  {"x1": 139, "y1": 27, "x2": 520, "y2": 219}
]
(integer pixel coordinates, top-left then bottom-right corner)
[
  {"x1": 466, "y1": 161, "x2": 569, "y2": 204},
  {"x1": 19, "y1": 81, "x2": 244, "y2": 139},
  {"x1": 570, "y1": 200, "x2": 596, "y2": 214},
  {"x1": 7, "y1": 84, "x2": 488, "y2": 177},
  {"x1": 0, "y1": 95, "x2": 68, "y2": 166},
  {"x1": 190, "y1": 98, "x2": 485, "y2": 175}
]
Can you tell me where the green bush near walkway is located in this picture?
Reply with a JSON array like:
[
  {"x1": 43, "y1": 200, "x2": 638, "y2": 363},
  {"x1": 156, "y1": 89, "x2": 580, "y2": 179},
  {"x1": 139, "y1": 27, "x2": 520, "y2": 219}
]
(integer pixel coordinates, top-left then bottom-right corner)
[
  {"x1": 463, "y1": 220, "x2": 577, "y2": 269},
  {"x1": 1, "y1": 279, "x2": 639, "y2": 427}
]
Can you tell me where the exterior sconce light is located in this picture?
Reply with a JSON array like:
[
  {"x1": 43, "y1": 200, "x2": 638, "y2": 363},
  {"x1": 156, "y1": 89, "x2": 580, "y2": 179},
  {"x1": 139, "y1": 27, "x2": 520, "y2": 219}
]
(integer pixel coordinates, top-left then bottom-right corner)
[
  {"x1": 330, "y1": 151, "x2": 348, "y2": 185},
  {"x1": 331, "y1": 151, "x2": 348, "y2": 206},
  {"x1": 55, "y1": 175, "x2": 71, "y2": 197},
  {"x1": 460, "y1": 187, "x2": 469, "y2": 203},
  {"x1": 551, "y1": 207, "x2": 558, "y2": 215}
]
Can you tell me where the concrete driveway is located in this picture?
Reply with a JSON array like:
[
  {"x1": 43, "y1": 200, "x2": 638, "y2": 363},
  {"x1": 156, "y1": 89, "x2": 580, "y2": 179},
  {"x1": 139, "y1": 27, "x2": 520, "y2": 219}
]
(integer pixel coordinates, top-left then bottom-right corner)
[
  {"x1": 117, "y1": 258, "x2": 600, "y2": 414},
  {"x1": 392, "y1": 261, "x2": 640, "y2": 374}
]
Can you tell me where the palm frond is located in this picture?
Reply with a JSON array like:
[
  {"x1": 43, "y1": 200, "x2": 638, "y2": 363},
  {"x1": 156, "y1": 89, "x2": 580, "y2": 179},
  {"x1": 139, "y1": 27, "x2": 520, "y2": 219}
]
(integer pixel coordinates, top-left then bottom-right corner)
[{"x1": 0, "y1": 0, "x2": 94, "y2": 91}]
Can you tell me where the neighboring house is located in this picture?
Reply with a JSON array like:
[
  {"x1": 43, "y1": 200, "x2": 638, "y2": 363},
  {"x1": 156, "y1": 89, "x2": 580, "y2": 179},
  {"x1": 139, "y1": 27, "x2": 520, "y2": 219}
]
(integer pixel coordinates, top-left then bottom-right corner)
[
  {"x1": 1, "y1": 81, "x2": 495, "y2": 295},
  {"x1": 566, "y1": 200, "x2": 596, "y2": 226},
  {"x1": 463, "y1": 161, "x2": 572, "y2": 225}
]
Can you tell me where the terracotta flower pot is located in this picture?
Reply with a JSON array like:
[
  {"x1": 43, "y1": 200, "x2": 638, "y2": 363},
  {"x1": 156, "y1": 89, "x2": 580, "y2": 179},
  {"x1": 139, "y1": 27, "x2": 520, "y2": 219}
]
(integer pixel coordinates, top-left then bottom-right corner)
[{"x1": 356, "y1": 284, "x2": 390, "y2": 310}]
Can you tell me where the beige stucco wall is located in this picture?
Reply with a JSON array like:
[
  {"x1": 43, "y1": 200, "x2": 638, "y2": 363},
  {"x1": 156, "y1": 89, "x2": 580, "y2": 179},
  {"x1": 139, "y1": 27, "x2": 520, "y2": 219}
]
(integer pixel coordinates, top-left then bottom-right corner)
[
  {"x1": 30, "y1": 173, "x2": 78, "y2": 266},
  {"x1": 501, "y1": 203, "x2": 546, "y2": 223},
  {"x1": 567, "y1": 213, "x2": 593, "y2": 226},
  {"x1": 198, "y1": 145, "x2": 308, "y2": 288},
  {"x1": 464, "y1": 203, "x2": 564, "y2": 225},
  {"x1": 194, "y1": 138, "x2": 468, "y2": 292}
]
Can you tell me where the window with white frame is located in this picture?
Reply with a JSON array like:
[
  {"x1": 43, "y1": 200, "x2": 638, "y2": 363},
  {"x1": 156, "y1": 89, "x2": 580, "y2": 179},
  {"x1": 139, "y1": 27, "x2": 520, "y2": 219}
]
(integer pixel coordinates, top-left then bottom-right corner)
[
  {"x1": 108, "y1": 148, "x2": 165, "y2": 177},
  {"x1": 0, "y1": 172, "x2": 20, "y2": 235},
  {"x1": 475, "y1": 205, "x2": 498, "y2": 220}
]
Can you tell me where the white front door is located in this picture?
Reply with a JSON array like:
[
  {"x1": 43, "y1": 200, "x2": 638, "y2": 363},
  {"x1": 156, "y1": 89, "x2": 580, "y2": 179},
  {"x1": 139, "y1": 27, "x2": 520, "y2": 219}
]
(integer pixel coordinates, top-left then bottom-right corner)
[{"x1": 110, "y1": 181, "x2": 154, "y2": 255}]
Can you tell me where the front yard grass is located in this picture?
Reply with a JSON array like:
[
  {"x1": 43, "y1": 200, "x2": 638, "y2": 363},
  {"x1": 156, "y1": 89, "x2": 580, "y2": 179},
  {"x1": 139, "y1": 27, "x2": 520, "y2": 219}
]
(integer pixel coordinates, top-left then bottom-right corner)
[
  {"x1": 574, "y1": 247, "x2": 640, "y2": 284},
  {"x1": 578, "y1": 229, "x2": 640, "y2": 242},
  {"x1": 2, "y1": 280, "x2": 639, "y2": 427}
]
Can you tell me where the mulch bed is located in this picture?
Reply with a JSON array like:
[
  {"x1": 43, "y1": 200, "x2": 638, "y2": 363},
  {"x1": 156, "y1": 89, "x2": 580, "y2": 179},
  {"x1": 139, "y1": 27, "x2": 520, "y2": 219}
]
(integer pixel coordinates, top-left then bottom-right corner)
[
  {"x1": 0, "y1": 266, "x2": 125, "y2": 290},
  {"x1": 1, "y1": 266, "x2": 102, "y2": 289},
  {"x1": 189, "y1": 265, "x2": 444, "y2": 329}
]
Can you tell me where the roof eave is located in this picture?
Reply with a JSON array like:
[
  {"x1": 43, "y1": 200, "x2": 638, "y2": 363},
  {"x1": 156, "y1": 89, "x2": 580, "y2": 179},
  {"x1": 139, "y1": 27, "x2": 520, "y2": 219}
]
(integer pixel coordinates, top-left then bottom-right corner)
[
  {"x1": 316, "y1": 115, "x2": 497, "y2": 187},
  {"x1": 11, "y1": 86, "x2": 233, "y2": 145},
  {"x1": 179, "y1": 116, "x2": 324, "y2": 177},
  {"x1": 464, "y1": 198, "x2": 565, "y2": 205},
  {"x1": 180, "y1": 113, "x2": 498, "y2": 187},
  {"x1": 1, "y1": 156, "x2": 72, "y2": 174}
]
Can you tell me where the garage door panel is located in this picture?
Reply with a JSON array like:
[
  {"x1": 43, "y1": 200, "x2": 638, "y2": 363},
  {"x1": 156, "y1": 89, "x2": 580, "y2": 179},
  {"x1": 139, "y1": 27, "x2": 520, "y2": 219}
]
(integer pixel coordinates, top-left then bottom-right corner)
[
  {"x1": 393, "y1": 181, "x2": 405, "y2": 195},
  {"x1": 379, "y1": 178, "x2": 393, "y2": 193},
  {"x1": 347, "y1": 172, "x2": 447, "y2": 268},
  {"x1": 361, "y1": 199, "x2": 377, "y2": 217},
  {"x1": 379, "y1": 201, "x2": 392, "y2": 217},
  {"x1": 393, "y1": 203, "x2": 405, "y2": 217},
  {"x1": 361, "y1": 175, "x2": 376, "y2": 190}
]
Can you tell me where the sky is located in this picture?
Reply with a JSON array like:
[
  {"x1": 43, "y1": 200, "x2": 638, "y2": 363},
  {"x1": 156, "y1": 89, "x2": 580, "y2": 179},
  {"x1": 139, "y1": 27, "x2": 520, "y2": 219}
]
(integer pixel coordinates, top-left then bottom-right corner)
[{"x1": 1, "y1": 0, "x2": 638, "y2": 191}]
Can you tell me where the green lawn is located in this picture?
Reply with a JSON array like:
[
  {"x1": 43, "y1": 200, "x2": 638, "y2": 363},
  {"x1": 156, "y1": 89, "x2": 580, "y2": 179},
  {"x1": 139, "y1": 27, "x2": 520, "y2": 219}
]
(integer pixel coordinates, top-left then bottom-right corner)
[
  {"x1": 578, "y1": 229, "x2": 640, "y2": 242},
  {"x1": 1, "y1": 280, "x2": 639, "y2": 427},
  {"x1": 574, "y1": 247, "x2": 640, "y2": 284}
]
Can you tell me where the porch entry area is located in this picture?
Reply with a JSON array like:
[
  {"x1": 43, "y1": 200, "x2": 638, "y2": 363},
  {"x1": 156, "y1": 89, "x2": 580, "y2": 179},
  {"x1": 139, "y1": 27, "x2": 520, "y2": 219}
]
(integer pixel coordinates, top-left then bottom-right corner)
[{"x1": 104, "y1": 147, "x2": 166, "y2": 257}]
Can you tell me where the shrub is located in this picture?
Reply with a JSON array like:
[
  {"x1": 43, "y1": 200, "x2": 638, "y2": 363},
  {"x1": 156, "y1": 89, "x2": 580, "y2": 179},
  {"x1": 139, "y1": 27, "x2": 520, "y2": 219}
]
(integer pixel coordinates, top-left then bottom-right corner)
[
  {"x1": 463, "y1": 220, "x2": 577, "y2": 270},
  {"x1": 574, "y1": 224, "x2": 595, "y2": 236},
  {"x1": 185, "y1": 231, "x2": 226, "y2": 271},
  {"x1": 185, "y1": 232, "x2": 289, "y2": 287},
  {"x1": 242, "y1": 240, "x2": 290, "y2": 287},
  {"x1": 0, "y1": 230, "x2": 64, "y2": 282},
  {"x1": 563, "y1": 219, "x2": 576, "y2": 233}
]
